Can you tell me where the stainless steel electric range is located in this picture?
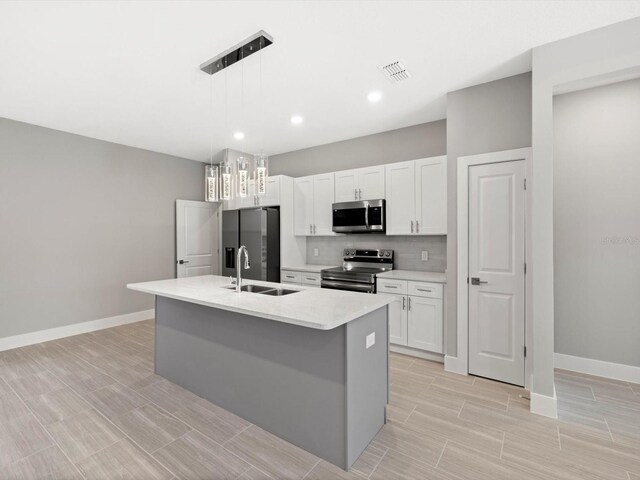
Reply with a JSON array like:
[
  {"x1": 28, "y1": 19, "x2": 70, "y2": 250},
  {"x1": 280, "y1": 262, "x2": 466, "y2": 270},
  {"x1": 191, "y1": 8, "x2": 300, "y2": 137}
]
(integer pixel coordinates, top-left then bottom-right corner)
[{"x1": 320, "y1": 249, "x2": 394, "y2": 293}]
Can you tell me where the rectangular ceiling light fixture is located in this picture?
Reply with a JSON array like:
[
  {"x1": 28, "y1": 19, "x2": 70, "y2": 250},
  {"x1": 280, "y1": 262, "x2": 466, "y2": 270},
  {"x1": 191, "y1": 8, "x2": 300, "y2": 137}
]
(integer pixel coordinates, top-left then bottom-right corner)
[{"x1": 200, "y1": 30, "x2": 273, "y2": 75}]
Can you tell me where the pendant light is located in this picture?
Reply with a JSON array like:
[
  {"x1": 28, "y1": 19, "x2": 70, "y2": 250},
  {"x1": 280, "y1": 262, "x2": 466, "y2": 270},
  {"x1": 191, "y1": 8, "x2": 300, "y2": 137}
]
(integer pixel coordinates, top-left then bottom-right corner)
[{"x1": 254, "y1": 35, "x2": 268, "y2": 196}]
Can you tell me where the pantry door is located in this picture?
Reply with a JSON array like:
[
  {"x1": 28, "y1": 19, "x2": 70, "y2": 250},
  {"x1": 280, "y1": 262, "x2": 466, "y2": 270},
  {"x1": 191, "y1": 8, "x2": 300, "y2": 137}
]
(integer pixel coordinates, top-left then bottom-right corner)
[{"x1": 176, "y1": 200, "x2": 219, "y2": 278}]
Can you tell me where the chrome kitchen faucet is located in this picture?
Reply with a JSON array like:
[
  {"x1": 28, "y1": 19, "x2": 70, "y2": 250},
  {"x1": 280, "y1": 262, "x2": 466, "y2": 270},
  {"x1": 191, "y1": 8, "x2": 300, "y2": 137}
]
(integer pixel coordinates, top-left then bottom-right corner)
[{"x1": 236, "y1": 245, "x2": 250, "y2": 293}]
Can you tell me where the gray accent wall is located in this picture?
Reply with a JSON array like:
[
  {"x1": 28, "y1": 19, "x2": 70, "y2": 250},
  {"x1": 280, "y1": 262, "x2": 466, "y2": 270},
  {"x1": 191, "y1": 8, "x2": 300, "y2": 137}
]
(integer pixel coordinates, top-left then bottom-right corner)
[
  {"x1": 269, "y1": 121, "x2": 446, "y2": 177},
  {"x1": 307, "y1": 236, "x2": 446, "y2": 272},
  {"x1": 0, "y1": 118, "x2": 204, "y2": 338},
  {"x1": 554, "y1": 78, "x2": 640, "y2": 367},
  {"x1": 446, "y1": 72, "x2": 532, "y2": 356}
]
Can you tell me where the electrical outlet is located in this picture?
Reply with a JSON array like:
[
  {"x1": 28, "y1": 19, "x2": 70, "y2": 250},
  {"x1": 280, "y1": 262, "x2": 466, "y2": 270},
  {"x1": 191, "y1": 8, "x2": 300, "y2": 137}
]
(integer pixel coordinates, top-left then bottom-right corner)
[
  {"x1": 421, "y1": 251, "x2": 429, "y2": 261},
  {"x1": 366, "y1": 332, "x2": 376, "y2": 349},
  {"x1": 313, "y1": 248, "x2": 319, "y2": 257}
]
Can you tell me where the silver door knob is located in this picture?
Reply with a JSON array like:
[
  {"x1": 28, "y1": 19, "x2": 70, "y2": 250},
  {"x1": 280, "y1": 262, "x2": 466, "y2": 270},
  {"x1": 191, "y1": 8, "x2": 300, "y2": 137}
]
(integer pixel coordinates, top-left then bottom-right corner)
[{"x1": 471, "y1": 277, "x2": 488, "y2": 285}]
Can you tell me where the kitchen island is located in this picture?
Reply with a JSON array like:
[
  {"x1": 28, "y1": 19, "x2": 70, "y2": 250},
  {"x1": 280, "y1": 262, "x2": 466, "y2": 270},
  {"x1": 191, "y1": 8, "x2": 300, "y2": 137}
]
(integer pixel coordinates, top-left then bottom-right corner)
[{"x1": 127, "y1": 275, "x2": 391, "y2": 470}]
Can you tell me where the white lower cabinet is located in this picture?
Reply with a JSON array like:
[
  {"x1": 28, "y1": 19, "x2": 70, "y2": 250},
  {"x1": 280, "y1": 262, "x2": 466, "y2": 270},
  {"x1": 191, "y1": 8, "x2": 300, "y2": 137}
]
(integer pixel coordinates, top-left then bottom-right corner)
[
  {"x1": 281, "y1": 270, "x2": 321, "y2": 288},
  {"x1": 377, "y1": 279, "x2": 443, "y2": 353}
]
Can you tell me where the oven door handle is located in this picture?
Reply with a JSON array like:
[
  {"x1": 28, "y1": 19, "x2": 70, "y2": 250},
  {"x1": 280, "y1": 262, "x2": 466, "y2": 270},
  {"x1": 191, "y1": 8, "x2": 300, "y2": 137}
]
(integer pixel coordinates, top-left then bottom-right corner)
[
  {"x1": 321, "y1": 280, "x2": 375, "y2": 293},
  {"x1": 321, "y1": 274, "x2": 373, "y2": 284}
]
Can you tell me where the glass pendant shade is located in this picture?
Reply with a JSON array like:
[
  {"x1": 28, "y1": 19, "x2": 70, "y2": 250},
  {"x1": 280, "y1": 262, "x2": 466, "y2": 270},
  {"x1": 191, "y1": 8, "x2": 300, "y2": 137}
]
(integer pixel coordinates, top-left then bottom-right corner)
[
  {"x1": 205, "y1": 165, "x2": 220, "y2": 202},
  {"x1": 220, "y1": 159, "x2": 233, "y2": 201},
  {"x1": 254, "y1": 154, "x2": 269, "y2": 196},
  {"x1": 236, "y1": 156, "x2": 250, "y2": 197}
]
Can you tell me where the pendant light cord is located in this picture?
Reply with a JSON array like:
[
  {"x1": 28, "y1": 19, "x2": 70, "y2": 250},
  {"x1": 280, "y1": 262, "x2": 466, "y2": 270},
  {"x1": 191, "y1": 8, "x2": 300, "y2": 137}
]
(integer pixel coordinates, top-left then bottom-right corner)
[{"x1": 209, "y1": 74, "x2": 214, "y2": 168}]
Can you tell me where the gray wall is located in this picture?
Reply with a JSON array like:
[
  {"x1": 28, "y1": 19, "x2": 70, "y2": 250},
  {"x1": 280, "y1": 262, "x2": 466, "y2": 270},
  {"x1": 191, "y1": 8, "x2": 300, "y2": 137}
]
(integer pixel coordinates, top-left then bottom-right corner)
[
  {"x1": 0, "y1": 118, "x2": 204, "y2": 338},
  {"x1": 307, "y1": 235, "x2": 446, "y2": 272},
  {"x1": 269, "y1": 121, "x2": 446, "y2": 177},
  {"x1": 446, "y1": 72, "x2": 532, "y2": 355},
  {"x1": 554, "y1": 78, "x2": 640, "y2": 367}
]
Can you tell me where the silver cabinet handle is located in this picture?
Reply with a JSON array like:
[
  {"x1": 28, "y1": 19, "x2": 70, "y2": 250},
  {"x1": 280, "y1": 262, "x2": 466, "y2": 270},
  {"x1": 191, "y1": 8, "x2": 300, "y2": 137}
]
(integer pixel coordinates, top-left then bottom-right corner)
[
  {"x1": 416, "y1": 220, "x2": 419, "y2": 233},
  {"x1": 355, "y1": 188, "x2": 358, "y2": 200},
  {"x1": 417, "y1": 288, "x2": 432, "y2": 292},
  {"x1": 358, "y1": 188, "x2": 362, "y2": 199},
  {"x1": 309, "y1": 224, "x2": 313, "y2": 234},
  {"x1": 411, "y1": 220, "x2": 414, "y2": 233},
  {"x1": 306, "y1": 277, "x2": 316, "y2": 281},
  {"x1": 408, "y1": 297, "x2": 412, "y2": 311},
  {"x1": 384, "y1": 285, "x2": 398, "y2": 289},
  {"x1": 402, "y1": 296, "x2": 406, "y2": 310}
]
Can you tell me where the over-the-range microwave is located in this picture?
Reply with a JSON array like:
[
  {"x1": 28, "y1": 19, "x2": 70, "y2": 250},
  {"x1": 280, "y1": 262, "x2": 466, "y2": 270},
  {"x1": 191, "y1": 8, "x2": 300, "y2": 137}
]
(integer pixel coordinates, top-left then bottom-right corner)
[{"x1": 332, "y1": 199, "x2": 385, "y2": 234}]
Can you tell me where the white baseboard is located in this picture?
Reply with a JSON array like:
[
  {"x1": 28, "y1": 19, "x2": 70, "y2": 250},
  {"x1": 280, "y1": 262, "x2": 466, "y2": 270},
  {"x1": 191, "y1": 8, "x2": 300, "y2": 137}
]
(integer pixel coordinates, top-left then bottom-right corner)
[
  {"x1": 555, "y1": 352, "x2": 640, "y2": 384},
  {"x1": 0, "y1": 309, "x2": 155, "y2": 352},
  {"x1": 444, "y1": 355, "x2": 468, "y2": 375},
  {"x1": 530, "y1": 385, "x2": 558, "y2": 419},
  {"x1": 390, "y1": 345, "x2": 444, "y2": 363}
]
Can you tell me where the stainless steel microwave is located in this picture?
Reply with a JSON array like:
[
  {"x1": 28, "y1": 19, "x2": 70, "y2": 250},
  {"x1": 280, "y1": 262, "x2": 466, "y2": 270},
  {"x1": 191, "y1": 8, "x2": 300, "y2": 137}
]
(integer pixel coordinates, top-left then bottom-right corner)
[{"x1": 332, "y1": 199, "x2": 385, "y2": 233}]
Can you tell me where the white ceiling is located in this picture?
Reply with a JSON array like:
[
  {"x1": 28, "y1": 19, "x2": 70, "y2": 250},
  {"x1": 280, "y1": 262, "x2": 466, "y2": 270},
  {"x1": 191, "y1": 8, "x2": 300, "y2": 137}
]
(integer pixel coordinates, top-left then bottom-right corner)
[{"x1": 1, "y1": 1, "x2": 640, "y2": 161}]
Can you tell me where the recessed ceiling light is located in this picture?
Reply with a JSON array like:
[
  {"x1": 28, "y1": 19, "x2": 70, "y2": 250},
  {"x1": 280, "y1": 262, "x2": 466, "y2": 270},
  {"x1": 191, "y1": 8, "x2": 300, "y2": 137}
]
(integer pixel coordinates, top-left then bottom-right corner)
[
  {"x1": 367, "y1": 90, "x2": 383, "y2": 103},
  {"x1": 233, "y1": 131, "x2": 245, "y2": 140},
  {"x1": 290, "y1": 115, "x2": 304, "y2": 125}
]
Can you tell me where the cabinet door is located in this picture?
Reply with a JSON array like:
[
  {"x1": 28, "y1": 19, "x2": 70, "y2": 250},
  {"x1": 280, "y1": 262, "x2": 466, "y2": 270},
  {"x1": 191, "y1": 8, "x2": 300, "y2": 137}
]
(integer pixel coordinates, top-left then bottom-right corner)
[
  {"x1": 259, "y1": 176, "x2": 280, "y2": 207},
  {"x1": 313, "y1": 173, "x2": 335, "y2": 236},
  {"x1": 415, "y1": 156, "x2": 447, "y2": 235},
  {"x1": 334, "y1": 170, "x2": 358, "y2": 203},
  {"x1": 407, "y1": 296, "x2": 443, "y2": 353},
  {"x1": 358, "y1": 166, "x2": 385, "y2": 200},
  {"x1": 294, "y1": 176, "x2": 314, "y2": 236},
  {"x1": 378, "y1": 293, "x2": 408, "y2": 346},
  {"x1": 385, "y1": 161, "x2": 415, "y2": 235}
]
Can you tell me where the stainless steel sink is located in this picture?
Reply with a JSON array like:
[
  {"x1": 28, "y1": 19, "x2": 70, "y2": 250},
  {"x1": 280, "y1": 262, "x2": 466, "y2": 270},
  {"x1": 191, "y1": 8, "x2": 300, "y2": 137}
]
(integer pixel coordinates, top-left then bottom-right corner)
[
  {"x1": 222, "y1": 284, "x2": 299, "y2": 295},
  {"x1": 259, "y1": 288, "x2": 299, "y2": 296}
]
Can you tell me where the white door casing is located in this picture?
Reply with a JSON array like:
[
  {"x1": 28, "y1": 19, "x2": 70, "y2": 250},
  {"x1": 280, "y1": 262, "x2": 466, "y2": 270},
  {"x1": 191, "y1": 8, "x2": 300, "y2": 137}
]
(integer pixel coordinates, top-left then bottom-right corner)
[
  {"x1": 467, "y1": 160, "x2": 526, "y2": 386},
  {"x1": 176, "y1": 200, "x2": 220, "y2": 278}
]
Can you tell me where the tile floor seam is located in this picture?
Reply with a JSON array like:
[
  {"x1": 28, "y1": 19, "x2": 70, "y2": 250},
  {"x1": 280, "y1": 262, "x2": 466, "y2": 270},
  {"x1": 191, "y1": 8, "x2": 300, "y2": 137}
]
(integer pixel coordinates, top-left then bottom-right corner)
[
  {"x1": 499, "y1": 431, "x2": 505, "y2": 459},
  {"x1": 604, "y1": 417, "x2": 615, "y2": 442},
  {"x1": 435, "y1": 439, "x2": 447, "y2": 468},
  {"x1": 300, "y1": 459, "x2": 321, "y2": 480},
  {"x1": 457, "y1": 399, "x2": 466, "y2": 417},
  {"x1": 2, "y1": 376, "x2": 88, "y2": 480},
  {"x1": 366, "y1": 447, "x2": 388, "y2": 478},
  {"x1": 222, "y1": 423, "x2": 253, "y2": 446},
  {"x1": 557, "y1": 425, "x2": 562, "y2": 450}
]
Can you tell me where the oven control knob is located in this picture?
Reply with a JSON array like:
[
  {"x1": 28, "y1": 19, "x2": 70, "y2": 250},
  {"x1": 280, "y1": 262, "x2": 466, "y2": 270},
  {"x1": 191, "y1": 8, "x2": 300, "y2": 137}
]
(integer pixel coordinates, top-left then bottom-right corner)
[
  {"x1": 350, "y1": 250, "x2": 355, "y2": 255},
  {"x1": 385, "y1": 252, "x2": 390, "y2": 257}
]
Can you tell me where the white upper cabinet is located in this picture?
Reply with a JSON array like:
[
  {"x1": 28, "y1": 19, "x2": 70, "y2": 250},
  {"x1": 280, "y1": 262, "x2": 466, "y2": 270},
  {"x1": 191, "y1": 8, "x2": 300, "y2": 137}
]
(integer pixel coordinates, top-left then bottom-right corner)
[
  {"x1": 334, "y1": 170, "x2": 359, "y2": 202},
  {"x1": 385, "y1": 161, "x2": 415, "y2": 235},
  {"x1": 386, "y1": 156, "x2": 447, "y2": 235},
  {"x1": 313, "y1": 173, "x2": 335, "y2": 235},
  {"x1": 415, "y1": 156, "x2": 447, "y2": 235},
  {"x1": 294, "y1": 176, "x2": 314, "y2": 235},
  {"x1": 334, "y1": 166, "x2": 385, "y2": 202},
  {"x1": 259, "y1": 176, "x2": 281, "y2": 207},
  {"x1": 294, "y1": 173, "x2": 335, "y2": 236}
]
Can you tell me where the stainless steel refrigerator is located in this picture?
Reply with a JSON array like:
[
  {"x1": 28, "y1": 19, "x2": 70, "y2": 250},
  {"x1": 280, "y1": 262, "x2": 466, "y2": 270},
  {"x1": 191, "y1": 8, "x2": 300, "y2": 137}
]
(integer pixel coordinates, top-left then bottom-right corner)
[{"x1": 222, "y1": 208, "x2": 280, "y2": 282}]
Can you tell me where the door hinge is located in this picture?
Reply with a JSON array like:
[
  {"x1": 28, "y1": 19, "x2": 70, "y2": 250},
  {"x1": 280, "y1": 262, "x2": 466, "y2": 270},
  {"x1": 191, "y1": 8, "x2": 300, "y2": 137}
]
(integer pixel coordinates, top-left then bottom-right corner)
[
  {"x1": 524, "y1": 262, "x2": 527, "y2": 274},
  {"x1": 524, "y1": 346, "x2": 527, "y2": 357},
  {"x1": 524, "y1": 178, "x2": 527, "y2": 190}
]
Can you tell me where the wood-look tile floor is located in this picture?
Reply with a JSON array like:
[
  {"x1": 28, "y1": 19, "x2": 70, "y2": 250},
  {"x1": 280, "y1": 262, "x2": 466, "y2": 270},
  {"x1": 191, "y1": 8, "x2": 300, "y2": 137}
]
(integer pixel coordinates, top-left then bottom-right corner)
[{"x1": 1, "y1": 320, "x2": 639, "y2": 479}]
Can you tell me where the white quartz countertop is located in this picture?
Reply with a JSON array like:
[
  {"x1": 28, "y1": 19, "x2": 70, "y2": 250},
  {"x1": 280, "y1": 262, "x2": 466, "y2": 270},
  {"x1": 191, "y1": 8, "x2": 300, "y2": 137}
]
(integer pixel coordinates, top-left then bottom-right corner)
[
  {"x1": 127, "y1": 275, "x2": 391, "y2": 330},
  {"x1": 377, "y1": 270, "x2": 447, "y2": 283},
  {"x1": 280, "y1": 264, "x2": 337, "y2": 273}
]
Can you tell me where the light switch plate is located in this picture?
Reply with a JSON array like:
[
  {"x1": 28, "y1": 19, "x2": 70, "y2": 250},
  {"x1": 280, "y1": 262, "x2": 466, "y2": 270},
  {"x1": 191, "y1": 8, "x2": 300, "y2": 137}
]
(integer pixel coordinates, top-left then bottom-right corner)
[
  {"x1": 421, "y1": 251, "x2": 429, "y2": 261},
  {"x1": 366, "y1": 332, "x2": 375, "y2": 349},
  {"x1": 313, "y1": 248, "x2": 319, "y2": 257}
]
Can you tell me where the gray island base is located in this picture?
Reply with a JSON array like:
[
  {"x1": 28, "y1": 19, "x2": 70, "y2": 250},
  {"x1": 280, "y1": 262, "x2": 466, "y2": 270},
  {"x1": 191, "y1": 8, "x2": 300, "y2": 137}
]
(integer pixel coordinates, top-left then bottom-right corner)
[{"x1": 154, "y1": 295, "x2": 388, "y2": 470}]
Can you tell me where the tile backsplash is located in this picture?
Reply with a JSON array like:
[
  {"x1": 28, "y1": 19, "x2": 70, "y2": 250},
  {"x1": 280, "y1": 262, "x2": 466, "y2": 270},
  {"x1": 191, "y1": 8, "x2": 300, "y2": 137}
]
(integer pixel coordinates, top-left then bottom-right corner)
[{"x1": 306, "y1": 235, "x2": 447, "y2": 272}]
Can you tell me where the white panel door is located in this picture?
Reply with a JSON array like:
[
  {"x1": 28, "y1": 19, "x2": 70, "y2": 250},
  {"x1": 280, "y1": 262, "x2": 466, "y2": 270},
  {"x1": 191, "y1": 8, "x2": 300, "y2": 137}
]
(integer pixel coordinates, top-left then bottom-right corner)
[
  {"x1": 358, "y1": 166, "x2": 385, "y2": 200},
  {"x1": 176, "y1": 200, "x2": 219, "y2": 278},
  {"x1": 385, "y1": 161, "x2": 415, "y2": 235},
  {"x1": 468, "y1": 160, "x2": 526, "y2": 386},
  {"x1": 378, "y1": 293, "x2": 407, "y2": 346},
  {"x1": 294, "y1": 176, "x2": 314, "y2": 236},
  {"x1": 334, "y1": 170, "x2": 358, "y2": 203},
  {"x1": 313, "y1": 173, "x2": 335, "y2": 236},
  {"x1": 415, "y1": 156, "x2": 447, "y2": 235},
  {"x1": 407, "y1": 296, "x2": 443, "y2": 353}
]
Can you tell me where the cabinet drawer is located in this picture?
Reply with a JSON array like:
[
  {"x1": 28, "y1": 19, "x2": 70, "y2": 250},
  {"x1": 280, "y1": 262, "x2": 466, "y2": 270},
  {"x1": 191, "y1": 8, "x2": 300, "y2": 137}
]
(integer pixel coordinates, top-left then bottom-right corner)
[
  {"x1": 377, "y1": 279, "x2": 408, "y2": 294},
  {"x1": 408, "y1": 281, "x2": 442, "y2": 299},
  {"x1": 281, "y1": 270, "x2": 301, "y2": 283},
  {"x1": 299, "y1": 272, "x2": 321, "y2": 286}
]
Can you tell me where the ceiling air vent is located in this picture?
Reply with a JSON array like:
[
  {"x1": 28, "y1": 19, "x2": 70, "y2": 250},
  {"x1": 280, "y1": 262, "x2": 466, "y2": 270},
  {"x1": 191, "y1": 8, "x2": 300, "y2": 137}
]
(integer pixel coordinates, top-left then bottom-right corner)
[{"x1": 379, "y1": 61, "x2": 411, "y2": 83}]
